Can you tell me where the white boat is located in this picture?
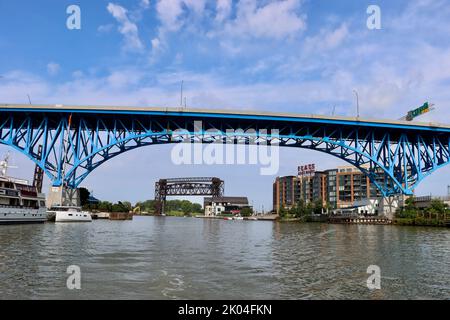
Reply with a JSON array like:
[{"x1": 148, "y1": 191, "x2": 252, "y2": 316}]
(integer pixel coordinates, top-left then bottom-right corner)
[
  {"x1": 0, "y1": 153, "x2": 47, "y2": 224},
  {"x1": 48, "y1": 206, "x2": 92, "y2": 222},
  {"x1": 233, "y1": 216, "x2": 244, "y2": 220},
  {"x1": 46, "y1": 120, "x2": 92, "y2": 223}
]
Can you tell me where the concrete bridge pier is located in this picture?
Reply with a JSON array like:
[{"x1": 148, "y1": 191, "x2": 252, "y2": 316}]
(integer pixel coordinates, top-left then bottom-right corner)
[{"x1": 46, "y1": 186, "x2": 80, "y2": 208}]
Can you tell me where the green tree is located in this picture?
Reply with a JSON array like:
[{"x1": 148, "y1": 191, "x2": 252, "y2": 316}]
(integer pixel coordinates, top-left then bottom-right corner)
[
  {"x1": 122, "y1": 201, "x2": 132, "y2": 212},
  {"x1": 278, "y1": 206, "x2": 288, "y2": 218},
  {"x1": 140, "y1": 199, "x2": 156, "y2": 212},
  {"x1": 191, "y1": 203, "x2": 202, "y2": 213},
  {"x1": 78, "y1": 187, "x2": 90, "y2": 206},
  {"x1": 404, "y1": 196, "x2": 417, "y2": 210},
  {"x1": 429, "y1": 199, "x2": 446, "y2": 214},
  {"x1": 240, "y1": 207, "x2": 253, "y2": 217},
  {"x1": 98, "y1": 201, "x2": 112, "y2": 212},
  {"x1": 292, "y1": 199, "x2": 307, "y2": 218},
  {"x1": 313, "y1": 199, "x2": 324, "y2": 215},
  {"x1": 180, "y1": 200, "x2": 193, "y2": 214},
  {"x1": 306, "y1": 202, "x2": 314, "y2": 215}
]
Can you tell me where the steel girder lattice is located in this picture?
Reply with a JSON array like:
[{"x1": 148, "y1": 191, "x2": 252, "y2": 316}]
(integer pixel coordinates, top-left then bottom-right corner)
[
  {"x1": 155, "y1": 177, "x2": 224, "y2": 201},
  {"x1": 154, "y1": 177, "x2": 224, "y2": 214},
  {"x1": 0, "y1": 108, "x2": 449, "y2": 196}
]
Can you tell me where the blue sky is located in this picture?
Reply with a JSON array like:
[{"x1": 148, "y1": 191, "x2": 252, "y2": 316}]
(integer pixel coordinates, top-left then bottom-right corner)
[{"x1": 1, "y1": 0, "x2": 450, "y2": 209}]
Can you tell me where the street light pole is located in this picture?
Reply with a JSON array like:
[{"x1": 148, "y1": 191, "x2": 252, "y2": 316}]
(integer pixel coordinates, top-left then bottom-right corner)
[
  {"x1": 353, "y1": 90, "x2": 360, "y2": 118},
  {"x1": 180, "y1": 80, "x2": 184, "y2": 106}
]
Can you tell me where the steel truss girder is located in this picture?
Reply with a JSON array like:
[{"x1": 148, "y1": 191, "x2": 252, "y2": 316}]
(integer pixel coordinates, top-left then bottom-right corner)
[
  {"x1": 0, "y1": 113, "x2": 449, "y2": 196},
  {"x1": 155, "y1": 178, "x2": 224, "y2": 201}
]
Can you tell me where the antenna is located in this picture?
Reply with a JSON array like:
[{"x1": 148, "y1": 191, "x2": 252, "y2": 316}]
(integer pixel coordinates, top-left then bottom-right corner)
[
  {"x1": 332, "y1": 105, "x2": 336, "y2": 116},
  {"x1": 27, "y1": 94, "x2": 32, "y2": 105}
]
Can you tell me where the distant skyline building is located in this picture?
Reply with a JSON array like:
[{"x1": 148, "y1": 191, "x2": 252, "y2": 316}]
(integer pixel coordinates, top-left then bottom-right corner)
[{"x1": 273, "y1": 165, "x2": 386, "y2": 214}]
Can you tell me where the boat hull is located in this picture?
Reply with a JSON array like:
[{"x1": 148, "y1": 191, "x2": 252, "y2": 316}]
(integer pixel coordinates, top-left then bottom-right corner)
[
  {"x1": 0, "y1": 207, "x2": 47, "y2": 224},
  {"x1": 54, "y1": 211, "x2": 92, "y2": 222}
]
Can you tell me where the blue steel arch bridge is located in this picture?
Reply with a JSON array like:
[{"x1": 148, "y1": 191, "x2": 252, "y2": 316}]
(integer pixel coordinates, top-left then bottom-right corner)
[{"x1": 0, "y1": 104, "x2": 449, "y2": 197}]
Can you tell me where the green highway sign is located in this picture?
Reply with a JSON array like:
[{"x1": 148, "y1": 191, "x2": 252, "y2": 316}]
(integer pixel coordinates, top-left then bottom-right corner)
[{"x1": 406, "y1": 102, "x2": 431, "y2": 121}]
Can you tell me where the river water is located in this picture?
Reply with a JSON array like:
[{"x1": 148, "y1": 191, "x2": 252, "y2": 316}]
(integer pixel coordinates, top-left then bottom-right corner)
[{"x1": 0, "y1": 216, "x2": 449, "y2": 300}]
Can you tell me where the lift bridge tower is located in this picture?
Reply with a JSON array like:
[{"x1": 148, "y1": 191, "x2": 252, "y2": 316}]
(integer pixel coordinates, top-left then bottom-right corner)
[{"x1": 154, "y1": 177, "x2": 224, "y2": 215}]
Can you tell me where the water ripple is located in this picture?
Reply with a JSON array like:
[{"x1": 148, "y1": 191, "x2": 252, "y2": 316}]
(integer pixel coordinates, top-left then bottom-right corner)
[{"x1": 0, "y1": 217, "x2": 449, "y2": 299}]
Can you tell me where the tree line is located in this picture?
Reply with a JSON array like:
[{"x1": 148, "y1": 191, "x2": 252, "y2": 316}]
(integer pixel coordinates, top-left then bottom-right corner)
[
  {"x1": 394, "y1": 197, "x2": 449, "y2": 227},
  {"x1": 135, "y1": 199, "x2": 203, "y2": 215},
  {"x1": 396, "y1": 197, "x2": 449, "y2": 218},
  {"x1": 80, "y1": 188, "x2": 203, "y2": 214},
  {"x1": 279, "y1": 199, "x2": 330, "y2": 218}
]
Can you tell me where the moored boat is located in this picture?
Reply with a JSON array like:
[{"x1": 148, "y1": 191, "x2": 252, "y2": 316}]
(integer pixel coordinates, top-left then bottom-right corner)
[
  {"x1": 47, "y1": 206, "x2": 92, "y2": 222},
  {"x1": 0, "y1": 153, "x2": 47, "y2": 224}
]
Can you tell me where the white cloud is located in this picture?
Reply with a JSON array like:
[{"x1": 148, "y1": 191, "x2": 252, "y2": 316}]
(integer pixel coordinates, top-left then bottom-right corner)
[
  {"x1": 140, "y1": 0, "x2": 150, "y2": 9},
  {"x1": 304, "y1": 23, "x2": 349, "y2": 52},
  {"x1": 216, "y1": 0, "x2": 232, "y2": 22},
  {"x1": 107, "y1": 3, "x2": 143, "y2": 51},
  {"x1": 155, "y1": 0, "x2": 185, "y2": 32},
  {"x1": 222, "y1": 0, "x2": 306, "y2": 39},
  {"x1": 219, "y1": 40, "x2": 242, "y2": 56},
  {"x1": 97, "y1": 24, "x2": 114, "y2": 33},
  {"x1": 322, "y1": 24, "x2": 348, "y2": 49},
  {"x1": 174, "y1": 53, "x2": 183, "y2": 65},
  {"x1": 106, "y1": 69, "x2": 144, "y2": 89},
  {"x1": 72, "y1": 70, "x2": 84, "y2": 78},
  {"x1": 151, "y1": 37, "x2": 161, "y2": 51},
  {"x1": 155, "y1": 0, "x2": 206, "y2": 31},
  {"x1": 46, "y1": 62, "x2": 60, "y2": 76}
]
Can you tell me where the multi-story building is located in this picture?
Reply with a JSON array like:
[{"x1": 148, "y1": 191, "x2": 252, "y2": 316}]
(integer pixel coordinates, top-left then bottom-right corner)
[
  {"x1": 273, "y1": 165, "x2": 387, "y2": 214},
  {"x1": 273, "y1": 176, "x2": 299, "y2": 212},
  {"x1": 273, "y1": 173, "x2": 326, "y2": 213},
  {"x1": 325, "y1": 169, "x2": 338, "y2": 209},
  {"x1": 335, "y1": 165, "x2": 385, "y2": 208}
]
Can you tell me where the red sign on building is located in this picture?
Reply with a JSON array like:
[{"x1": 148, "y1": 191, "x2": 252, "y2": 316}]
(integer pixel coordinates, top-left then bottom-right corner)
[{"x1": 298, "y1": 163, "x2": 316, "y2": 176}]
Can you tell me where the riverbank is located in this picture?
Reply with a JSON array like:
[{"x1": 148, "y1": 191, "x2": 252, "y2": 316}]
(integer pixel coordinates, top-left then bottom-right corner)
[
  {"x1": 278, "y1": 214, "x2": 450, "y2": 228},
  {"x1": 392, "y1": 217, "x2": 449, "y2": 227},
  {"x1": 129, "y1": 212, "x2": 450, "y2": 227},
  {"x1": 195, "y1": 214, "x2": 278, "y2": 221},
  {"x1": 134, "y1": 210, "x2": 197, "y2": 217}
]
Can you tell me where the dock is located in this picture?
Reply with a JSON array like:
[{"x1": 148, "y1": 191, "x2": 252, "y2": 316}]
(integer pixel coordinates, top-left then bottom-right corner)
[
  {"x1": 328, "y1": 216, "x2": 392, "y2": 225},
  {"x1": 109, "y1": 212, "x2": 133, "y2": 220}
]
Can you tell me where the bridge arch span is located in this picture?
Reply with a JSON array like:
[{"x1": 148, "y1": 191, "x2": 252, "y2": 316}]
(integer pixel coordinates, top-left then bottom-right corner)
[{"x1": 0, "y1": 105, "x2": 449, "y2": 196}]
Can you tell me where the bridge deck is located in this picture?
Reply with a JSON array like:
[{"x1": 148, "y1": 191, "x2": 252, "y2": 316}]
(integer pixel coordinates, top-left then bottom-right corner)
[{"x1": 1, "y1": 104, "x2": 450, "y2": 133}]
